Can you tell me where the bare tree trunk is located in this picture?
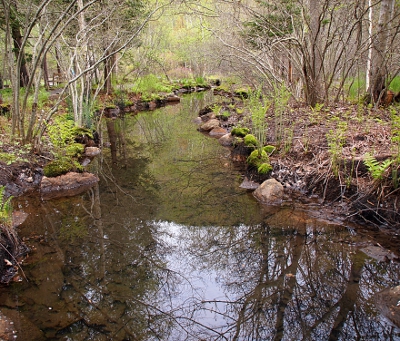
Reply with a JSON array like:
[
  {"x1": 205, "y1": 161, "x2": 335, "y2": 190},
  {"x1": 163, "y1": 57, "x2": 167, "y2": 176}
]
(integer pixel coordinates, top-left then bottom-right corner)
[
  {"x1": 303, "y1": 0, "x2": 323, "y2": 107},
  {"x1": 10, "y1": 4, "x2": 29, "y2": 87},
  {"x1": 42, "y1": 52, "x2": 50, "y2": 89},
  {"x1": 103, "y1": 53, "x2": 113, "y2": 94},
  {"x1": 368, "y1": 0, "x2": 395, "y2": 104}
]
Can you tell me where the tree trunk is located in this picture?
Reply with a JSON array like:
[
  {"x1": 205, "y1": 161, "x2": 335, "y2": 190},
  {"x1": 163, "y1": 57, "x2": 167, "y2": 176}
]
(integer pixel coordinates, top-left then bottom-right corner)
[
  {"x1": 368, "y1": 0, "x2": 395, "y2": 104},
  {"x1": 42, "y1": 52, "x2": 50, "y2": 89},
  {"x1": 103, "y1": 54, "x2": 113, "y2": 94},
  {"x1": 303, "y1": 0, "x2": 323, "y2": 107},
  {"x1": 10, "y1": 6, "x2": 29, "y2": 87}
]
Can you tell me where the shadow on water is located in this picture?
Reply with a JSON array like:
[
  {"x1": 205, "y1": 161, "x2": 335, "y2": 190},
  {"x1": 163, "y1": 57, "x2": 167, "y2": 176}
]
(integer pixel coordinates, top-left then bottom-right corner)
[{"x1": 1, "y1": 92, "x2": 400, "y2": 340}]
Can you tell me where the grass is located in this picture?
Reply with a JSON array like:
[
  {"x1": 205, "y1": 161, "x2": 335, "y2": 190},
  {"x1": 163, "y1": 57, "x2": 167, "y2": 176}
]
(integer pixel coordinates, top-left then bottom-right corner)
[
  {"x1": 389, "y1": 76, "x2": 400, "y2": 93},
  {"x1": 132, "y1": 74, "x2": 173, "y2": 97},
  {"x1": 347, "y1": 75, "x2": 400, "y2": 101}
]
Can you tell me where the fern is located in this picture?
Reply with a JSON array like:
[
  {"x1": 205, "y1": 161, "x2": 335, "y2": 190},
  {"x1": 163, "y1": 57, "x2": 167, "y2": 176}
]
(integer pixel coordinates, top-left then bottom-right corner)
[
  {"x1": 364, "y1": 153, "x2": 393, "y2": 180},
  {"x1": 0, "y1": 186, "x2": 12, "y2": 226}
]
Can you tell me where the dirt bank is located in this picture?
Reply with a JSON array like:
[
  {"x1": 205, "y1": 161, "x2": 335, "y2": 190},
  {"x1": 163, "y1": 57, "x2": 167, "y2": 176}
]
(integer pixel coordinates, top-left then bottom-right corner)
[{"x1": 198, "y1": 91, "x2": 400, "y2": 254}]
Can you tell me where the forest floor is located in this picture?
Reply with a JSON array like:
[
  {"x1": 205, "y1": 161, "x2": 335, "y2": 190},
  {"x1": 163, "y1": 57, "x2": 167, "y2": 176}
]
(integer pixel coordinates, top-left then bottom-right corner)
[{"x1": 201, "y1": 90, "x2": 400, "y2": 255}]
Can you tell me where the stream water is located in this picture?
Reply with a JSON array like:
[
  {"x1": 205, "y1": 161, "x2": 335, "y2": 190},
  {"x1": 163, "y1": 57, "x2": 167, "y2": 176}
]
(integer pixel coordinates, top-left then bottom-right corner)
[{"x1": 1, "y1": 92, "x2": 400, "y2": 340}]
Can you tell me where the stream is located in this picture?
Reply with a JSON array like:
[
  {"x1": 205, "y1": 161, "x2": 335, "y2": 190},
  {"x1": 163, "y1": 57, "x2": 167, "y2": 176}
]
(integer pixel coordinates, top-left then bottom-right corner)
[{"x1": 1, "y1": 92, "x2": 400, "y2": 340}]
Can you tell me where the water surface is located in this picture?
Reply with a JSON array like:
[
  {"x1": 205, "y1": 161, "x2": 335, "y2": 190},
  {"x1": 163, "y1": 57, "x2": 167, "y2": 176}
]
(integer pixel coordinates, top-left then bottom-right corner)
[{"x1": 2, "y1": 92, "x2": 400, "y2": 340}]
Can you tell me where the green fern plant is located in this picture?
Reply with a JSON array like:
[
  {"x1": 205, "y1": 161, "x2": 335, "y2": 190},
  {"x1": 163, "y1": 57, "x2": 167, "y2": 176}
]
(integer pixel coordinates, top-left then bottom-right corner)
[
  {"x1": 364, "y1": 153, "x2": 393, "y2": 180},
  {"x1": 0, "y1": 186, "x2": 12, "y2": 226}
]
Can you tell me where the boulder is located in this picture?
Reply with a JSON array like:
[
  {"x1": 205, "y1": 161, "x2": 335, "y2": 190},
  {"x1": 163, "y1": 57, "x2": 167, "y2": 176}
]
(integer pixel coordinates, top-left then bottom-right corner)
[
  {"x1": 219, "y1": 133, "x2": 234, "y2": 147},
  {"x1": 84, "y1": 146, "x2": 101, "y2": 157},
  {"x1": 240, "y1": 177, "x2": 260, "y2": 190},
  {"x1": 40, "y1": 172, "x2": 99, "y2": 200},
  {"x1": 166, "y1": 94, "x2": 181, "y2": 102},
  {"x1": 253, "y1": 178, "x2": 284, "y2": 204},
  {"x1": 209, "y1": 127, "x2": 228, "y2": 137},
  {"x1": 200, "y1": 119, "x2": 220, "y2": 131}
]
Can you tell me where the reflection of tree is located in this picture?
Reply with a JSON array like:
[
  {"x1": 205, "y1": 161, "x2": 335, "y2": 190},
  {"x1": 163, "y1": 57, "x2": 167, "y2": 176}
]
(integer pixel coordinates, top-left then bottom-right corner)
[{"x1": 174, "y1": 214, "x2": 400, "y2": 340}]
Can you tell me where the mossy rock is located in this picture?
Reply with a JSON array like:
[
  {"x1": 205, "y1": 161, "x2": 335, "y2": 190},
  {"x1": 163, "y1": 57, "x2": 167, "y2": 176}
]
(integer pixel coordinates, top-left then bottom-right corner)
[
  {"x1": 244, "y1": 134, "x2": 259, "y2": 148},
  {"x1": 73, "y1": 127, "x2": 93, "y2": 139},
  {"x1": 263, "y1": 145, "x2": 276, "y2": 155},
  {"x1": 66, "y1": 143, "x2": 85, "y2": 157},
  {"x1": 43, "y1": 158, "x2": 75, "y2": 177},
  {"x1": 247, "y1": 149, "x2": 269, "y2": 168},
  {"x1": 231, "y1": 127, "x2": 250, "y2": 137},
  {"x1": 258, "y1": 162, "x2": 273, "y2": 174}
]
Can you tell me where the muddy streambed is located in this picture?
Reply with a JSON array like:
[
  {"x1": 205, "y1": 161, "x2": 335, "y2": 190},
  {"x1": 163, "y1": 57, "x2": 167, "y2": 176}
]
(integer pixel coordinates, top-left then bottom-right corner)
[{"x1": 1, "y1": 92, "x2": 400, "y2": 340}]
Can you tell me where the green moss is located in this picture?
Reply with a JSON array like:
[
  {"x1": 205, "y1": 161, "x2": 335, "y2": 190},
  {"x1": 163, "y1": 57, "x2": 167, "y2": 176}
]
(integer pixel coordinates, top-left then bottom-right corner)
[
  {"x1": 258, "y1": 162, "x2": 273, "y2": 174},
  {"x1": 247, "y1": 149, "x2": 269, "y2": 168},
  {"x1": 231, "y1": 127, "x2": 250, "y2": 137},
  {"x1": 263, "y1": 145, "x2": 276, "y2": 155},
  {"x1": 244, "y1": 134, "x2": 259, "y2": 148},
  {"x1": 43, "y1": 158, "x2": 75, "y2": 177},
  {"x1": 66, "y1": 143, "x2": 85, "y2": 157}
]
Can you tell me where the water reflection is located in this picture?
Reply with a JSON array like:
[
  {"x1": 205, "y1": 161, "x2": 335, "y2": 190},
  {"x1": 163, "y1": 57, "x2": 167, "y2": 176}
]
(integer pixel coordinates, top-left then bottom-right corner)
[{"x1": 1, "y1": 92, "x2": 399, "y2": 340}]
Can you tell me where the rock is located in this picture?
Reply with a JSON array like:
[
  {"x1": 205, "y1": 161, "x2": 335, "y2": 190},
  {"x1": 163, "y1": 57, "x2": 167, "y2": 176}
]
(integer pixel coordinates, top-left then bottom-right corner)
[
  {"x1": 166, "y1": 94, "x2": 180, "y2": 102},
  {"x1": 253, "y1": 178, "x2": 284, "y2": 204},
  {"x1": 84, "y1": 146, "x2": 101, "y2": 157},
  {"x1": 360, "y1": 245, "x2": 398, "y2": 262},
  {"x1": 104, "y1": 106, "x2": 120, "y2": 118},
  {"x1": 209, "y1": 127, "x2": 227, "y2": 137},
  {"x1": 219, "y1": 133, "x2": 234, "y2": 147},
  {"x1": 12, "y1": 211, "x2": 28, "y2": 227},
  {"x1": 193, "y1": 117, "x2": 202, "y2": 125},
  {"x1": 240, "y1": 177, "x2": 260, "y2": 190},
  {"x1": 40, "y1": 172, "x2": 99, "y2": 200},
  {"x1": 374, "y1": 285, "x2": 400, "y2": 328},
  {"x1": 200, "y1": 119, "x2": 220, "y2": 131},
  {"x1": 0, "y1": 311, "x2": 17, "y2": 340}
]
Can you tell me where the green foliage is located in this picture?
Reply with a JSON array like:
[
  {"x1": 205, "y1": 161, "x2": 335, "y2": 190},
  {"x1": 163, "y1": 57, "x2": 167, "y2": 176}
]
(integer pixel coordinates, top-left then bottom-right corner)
[
  {"x1": 389, "y1": 76, "x2": 400, "y2": 93},
  {"x1": 212, "y1": 103, "x2": 222, "y2": 115},
  {"x1": 273, "y1": 84, "x2": 291, "y2": 145},
  {"x1": 0, "y1": 140, "x2": 30, "y2": 165},
  {"x1": 0, "y1": 152, "x2": 17, "y2": 165},
  {"x1": 326, "y1": 121, "x2": 347, "y2": 177},
  {"x1": 132, "y1": 74, "x2": 172, "y2": 96},
  {"x1": 247, "y1": 88, "x2": 270, "y2": 152},
  {"x1": 390, "y1": 107, "x2": 400, "y2": 188},
  {"x1": 364, "y1": 153, "x2": 393, "y2": 180},
  {"x1": 347, "y1": 76, "x2": 366, "y2": 101},
  {"x1": 0, "y1": 186, "x2": 12, "y2": 226},
  {"x1": 221, "y1": 111, "x2": 230, "y2": 120},
  {"x1": 244, "y1": 134, "x2": 259, "y2": 148},
  {"x1": 231, "y1": 127, "x2": 250, "y2": 137},
  {"x1": 47, "y1": 115, "x2": 76, "y2": 149}
]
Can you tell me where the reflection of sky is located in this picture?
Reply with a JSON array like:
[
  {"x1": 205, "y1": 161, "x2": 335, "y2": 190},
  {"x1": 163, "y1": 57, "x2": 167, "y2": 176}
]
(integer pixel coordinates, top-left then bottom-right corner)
[{"x1": 155, "y1": 220, "x2": 231, "y2": 337}]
